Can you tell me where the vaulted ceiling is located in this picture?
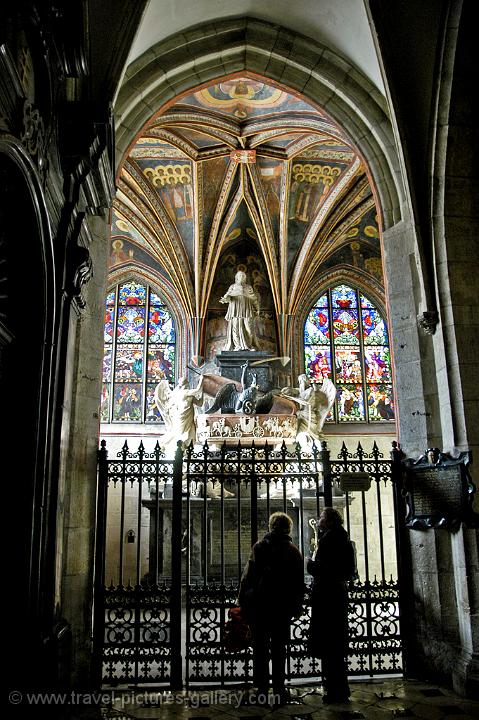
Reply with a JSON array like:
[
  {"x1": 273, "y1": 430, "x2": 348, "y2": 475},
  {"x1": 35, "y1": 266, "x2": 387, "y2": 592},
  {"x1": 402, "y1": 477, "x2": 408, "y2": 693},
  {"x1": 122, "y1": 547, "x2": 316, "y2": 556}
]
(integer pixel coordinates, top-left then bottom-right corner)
[{"x1": 111, "y1": 75, "x2": 382, "y2": 331}]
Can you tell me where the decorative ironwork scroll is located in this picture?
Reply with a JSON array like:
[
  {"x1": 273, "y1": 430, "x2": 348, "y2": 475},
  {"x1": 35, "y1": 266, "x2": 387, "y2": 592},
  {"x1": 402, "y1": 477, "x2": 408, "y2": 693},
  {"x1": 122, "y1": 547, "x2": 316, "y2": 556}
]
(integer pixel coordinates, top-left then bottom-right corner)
[{"x1": 94, "y1": 438, "x2": 403, "y2": 688}]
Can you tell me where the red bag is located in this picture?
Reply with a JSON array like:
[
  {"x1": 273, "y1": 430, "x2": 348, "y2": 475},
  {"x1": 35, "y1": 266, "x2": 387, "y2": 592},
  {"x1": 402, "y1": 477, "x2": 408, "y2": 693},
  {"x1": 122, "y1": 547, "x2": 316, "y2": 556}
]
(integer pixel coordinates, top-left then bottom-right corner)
[{"x1": 223, "y1": 606, "x2": 252, "y2": 652}]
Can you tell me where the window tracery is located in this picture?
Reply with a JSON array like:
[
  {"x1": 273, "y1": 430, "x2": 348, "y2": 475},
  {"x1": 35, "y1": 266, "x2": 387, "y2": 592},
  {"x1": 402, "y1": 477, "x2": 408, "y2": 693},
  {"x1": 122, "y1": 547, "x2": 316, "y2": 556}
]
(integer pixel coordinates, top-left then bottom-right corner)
[
  {"x1": 101, "y1": 281, "x2": 175, "y2": 423},
  {"x1": 304, "y1": 283, "x2": 394, "y2": 423}
]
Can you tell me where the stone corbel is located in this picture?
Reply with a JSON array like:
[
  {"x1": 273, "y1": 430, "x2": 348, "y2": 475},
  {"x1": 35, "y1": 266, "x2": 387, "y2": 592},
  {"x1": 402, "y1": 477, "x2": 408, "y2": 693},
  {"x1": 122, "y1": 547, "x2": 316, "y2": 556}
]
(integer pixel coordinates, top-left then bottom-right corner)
[
  {"x1": 66, "y1": 242, "x2": 92, "y2": 311},
  {"x1": 417, "y1": 310, "x2": 439, "y2": 335}
]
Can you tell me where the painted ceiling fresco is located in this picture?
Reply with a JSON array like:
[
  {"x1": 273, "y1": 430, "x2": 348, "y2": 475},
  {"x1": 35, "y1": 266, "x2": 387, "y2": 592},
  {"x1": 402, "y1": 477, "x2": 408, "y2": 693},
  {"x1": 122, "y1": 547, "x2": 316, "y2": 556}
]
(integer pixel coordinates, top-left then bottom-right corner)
[{"x1": 112, "y1": 75, "x2": 382, "y2": 355}]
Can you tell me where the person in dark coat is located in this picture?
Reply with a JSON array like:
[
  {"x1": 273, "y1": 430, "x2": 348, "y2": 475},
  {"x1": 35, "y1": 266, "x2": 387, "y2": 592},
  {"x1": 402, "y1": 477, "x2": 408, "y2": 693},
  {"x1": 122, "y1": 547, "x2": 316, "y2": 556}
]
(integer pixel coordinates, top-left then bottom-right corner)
[
  {"x1": 307, "y1": 507, "x2": 354, "y2": 703},
  {"x1": 238, "y1": 512, "x2": 304, "y2": 703}
]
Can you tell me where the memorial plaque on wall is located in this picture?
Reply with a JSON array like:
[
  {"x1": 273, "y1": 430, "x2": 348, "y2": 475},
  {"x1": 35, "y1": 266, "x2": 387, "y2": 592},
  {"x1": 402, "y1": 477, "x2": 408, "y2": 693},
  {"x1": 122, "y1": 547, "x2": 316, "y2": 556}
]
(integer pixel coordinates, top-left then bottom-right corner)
[{"x1": 403, "y1": 449, "x2": 478, "y2": 529}]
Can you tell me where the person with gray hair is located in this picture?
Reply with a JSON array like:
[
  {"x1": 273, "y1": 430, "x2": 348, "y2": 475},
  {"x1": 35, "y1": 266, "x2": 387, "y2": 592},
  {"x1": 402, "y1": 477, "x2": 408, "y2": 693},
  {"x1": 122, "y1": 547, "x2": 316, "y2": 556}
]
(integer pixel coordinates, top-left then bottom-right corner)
[{"x1": 238, "y1": 512, "x2": 304, "y2": 705}]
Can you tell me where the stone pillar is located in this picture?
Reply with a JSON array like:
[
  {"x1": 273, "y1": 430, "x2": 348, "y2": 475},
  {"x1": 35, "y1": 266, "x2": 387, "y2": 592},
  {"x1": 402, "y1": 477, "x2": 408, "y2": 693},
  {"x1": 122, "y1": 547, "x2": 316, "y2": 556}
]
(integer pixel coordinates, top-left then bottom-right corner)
[
  {"x1": 382, "y1": 214, "x2": 442, "y2": 456},
  {"x1": 57, "y1": 214, "x2": 110, "y2": 685}
]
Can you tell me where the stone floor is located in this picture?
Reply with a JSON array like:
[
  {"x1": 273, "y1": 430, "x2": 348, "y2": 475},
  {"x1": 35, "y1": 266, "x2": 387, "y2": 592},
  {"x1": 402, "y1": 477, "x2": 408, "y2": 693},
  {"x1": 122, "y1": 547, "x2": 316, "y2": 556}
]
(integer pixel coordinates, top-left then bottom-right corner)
[{"x1": 75, "y1": 678, "x2": 478, "y2": 720}]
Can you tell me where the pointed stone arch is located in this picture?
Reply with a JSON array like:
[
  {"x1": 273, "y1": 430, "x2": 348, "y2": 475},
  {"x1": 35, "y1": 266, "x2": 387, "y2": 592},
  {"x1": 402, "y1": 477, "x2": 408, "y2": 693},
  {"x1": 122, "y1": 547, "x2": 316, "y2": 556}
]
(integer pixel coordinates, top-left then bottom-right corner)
[{"x1": 114, "y1": 17, "x2": 402, "y2": 229}]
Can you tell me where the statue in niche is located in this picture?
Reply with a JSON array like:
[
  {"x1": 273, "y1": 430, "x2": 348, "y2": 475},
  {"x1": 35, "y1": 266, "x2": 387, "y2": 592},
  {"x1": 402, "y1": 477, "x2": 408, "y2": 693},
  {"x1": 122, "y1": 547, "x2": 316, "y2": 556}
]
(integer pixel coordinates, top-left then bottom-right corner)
[
  {"x1": 281, "y1": 375, "x2": 336, "y2": 447},
  {"x1": 206, "y1": 361, "x2": 274, "y2": 415},
  {"x1": 219, "y1": 270, "x2": 260, "y2": 351},
  {"x1": 154, "y1": 375, "x2": 204, "y2": 453}
]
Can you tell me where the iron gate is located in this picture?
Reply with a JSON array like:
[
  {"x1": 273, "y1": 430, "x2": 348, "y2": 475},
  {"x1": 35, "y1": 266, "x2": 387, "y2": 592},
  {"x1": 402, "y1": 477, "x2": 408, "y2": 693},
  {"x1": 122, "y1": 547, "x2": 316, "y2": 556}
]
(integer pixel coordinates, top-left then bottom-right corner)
[{"x1": 93, "y1": 438, "x2": 404, "y2": 687}]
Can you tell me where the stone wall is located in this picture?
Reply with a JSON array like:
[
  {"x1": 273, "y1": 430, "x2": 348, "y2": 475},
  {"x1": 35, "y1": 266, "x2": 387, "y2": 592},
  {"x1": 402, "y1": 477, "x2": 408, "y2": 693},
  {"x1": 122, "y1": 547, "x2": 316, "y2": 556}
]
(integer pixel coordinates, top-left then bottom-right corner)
[{"x1": 58, "y1": 215, "x2": 111, "y2": 685}]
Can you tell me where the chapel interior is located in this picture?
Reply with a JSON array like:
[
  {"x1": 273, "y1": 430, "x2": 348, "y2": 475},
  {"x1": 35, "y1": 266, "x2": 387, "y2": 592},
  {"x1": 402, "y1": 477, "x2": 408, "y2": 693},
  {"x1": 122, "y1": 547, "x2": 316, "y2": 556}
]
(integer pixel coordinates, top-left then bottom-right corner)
[{"x1": 1, "y1": 0, "x2": 478, "y2": 706}]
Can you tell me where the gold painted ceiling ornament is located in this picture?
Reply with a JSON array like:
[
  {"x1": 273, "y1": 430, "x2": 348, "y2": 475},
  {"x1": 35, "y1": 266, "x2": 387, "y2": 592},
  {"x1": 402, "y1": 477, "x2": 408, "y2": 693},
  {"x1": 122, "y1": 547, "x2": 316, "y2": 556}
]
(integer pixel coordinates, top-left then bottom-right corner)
[
  {"x1": 230, "y1": 149, "x2": 256, "y2": 163},
  {"x1": 196, "y1": 78, "x2": 285, "y2": 111},
  {"x1": 292, "y1": 163, "x2": 341, "y2": 185},
  {"x1": 143, "y1": 163, "x2": 192, "y2": 186},
  {"x1": 364, "y1": 225, "x2": 379, "y2": 237}
]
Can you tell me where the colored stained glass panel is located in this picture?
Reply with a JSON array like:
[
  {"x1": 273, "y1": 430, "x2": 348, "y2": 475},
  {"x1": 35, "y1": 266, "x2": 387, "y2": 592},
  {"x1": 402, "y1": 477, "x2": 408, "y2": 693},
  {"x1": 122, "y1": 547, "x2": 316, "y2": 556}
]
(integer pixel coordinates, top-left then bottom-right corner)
[
  {"x1": 305, "y1": 346, "x2": 332, "y2": 380},
  {"x1": 100, "y1": 385, "x2": 109, "y2": 422},
  {"x1": 113, "y1": 384, "x2": 143, "y2": 422},
  {"x1": 119, "y1": 282, "x2": 146, "y2": 305},
  {"x1": 365, "y1": 347, "x2": 391, "y2": 383},
  {"x1": 367, "y1": 384, "x2": 395, "y2": 421},
  {"x1": 114, "y1": 345, "x2": 144, "y2": 382},
  {"x1": 149, "y1": 307, "x2": 175, "y2": 343},
  {"x1": 145, "y1": 384, "x2": 162, "y2": 422},
  {"x1": 315, "y1": 293, "x2": 329, "y2": 308},
  {"x1": 362, "y1": 308, "x2": 388, "y2": 344},
  {"x1": 117, "y1": 307, "x2": 145, "y2": 343},
  {"x1": 334, "y1": 348, "x2": 362, "y2": 383},
  {"x1": 150, "y1": 292, "x2": 164, "y2": 305},
  {"x1": 106, "y1": 290, "x2": 116, "y2": 306},
  {"x1": 305, "y1": 308, "x2": 330, "y2": 344},
  {"x1": 331, "y1": 284, "x2": 357, "y2": 309},
  {"x1": 147, "y1": 346, "x2": 175, "y2": 384},
  {"x1": 360, "y1": 294, "x2": 374, "y2": 308},
  {"x1": 102, "y1": 347, "x2": 112, "y2": 382},
  {"x1": 337, "y1": 384, "x2": 365, "y2": 422},
  {"x1": 104, "y1": 304, "x2": 115, "y2": 343},
  {"x1": 332, "y1": 308, "x2": 359, "y2": 344}
]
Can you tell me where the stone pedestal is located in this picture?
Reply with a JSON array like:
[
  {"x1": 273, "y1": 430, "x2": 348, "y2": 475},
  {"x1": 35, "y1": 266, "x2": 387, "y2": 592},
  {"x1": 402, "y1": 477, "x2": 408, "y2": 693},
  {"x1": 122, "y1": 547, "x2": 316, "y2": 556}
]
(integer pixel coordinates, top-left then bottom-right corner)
[{"x1": 215, "y1": 350, "x2": 273, "y2": 389}]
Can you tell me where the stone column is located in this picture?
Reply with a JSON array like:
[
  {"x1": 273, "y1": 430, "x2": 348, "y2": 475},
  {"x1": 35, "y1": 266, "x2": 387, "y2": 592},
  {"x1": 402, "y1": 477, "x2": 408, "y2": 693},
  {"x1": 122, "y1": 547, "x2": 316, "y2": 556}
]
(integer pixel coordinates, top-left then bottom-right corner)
[
  {"x1": 57, "y1": 214, "x2": 110, "y2": 685},
  {"x1": 382, "y1": 214, "x2": 442, "y2": 456}
]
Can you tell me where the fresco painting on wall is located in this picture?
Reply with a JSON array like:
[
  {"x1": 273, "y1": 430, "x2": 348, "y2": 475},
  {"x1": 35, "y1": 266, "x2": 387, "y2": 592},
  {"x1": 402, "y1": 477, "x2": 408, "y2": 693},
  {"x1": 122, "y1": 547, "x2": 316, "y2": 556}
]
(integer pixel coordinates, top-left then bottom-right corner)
[
  {"x1": 136, "y1": 158, "x2": 195, "y2": 263},
  {"x1": 287, "y1": 158, "x2": 345, "y2": 269},
  {"x1": 201, "y1": 157, "x2": 230, "y2": 242},
  {"x1": 177, "y1": 77, "x2": 322, "y2": 120},
  {"x1": 257, "y1": 156, "x2": 282, "y2": 242}
]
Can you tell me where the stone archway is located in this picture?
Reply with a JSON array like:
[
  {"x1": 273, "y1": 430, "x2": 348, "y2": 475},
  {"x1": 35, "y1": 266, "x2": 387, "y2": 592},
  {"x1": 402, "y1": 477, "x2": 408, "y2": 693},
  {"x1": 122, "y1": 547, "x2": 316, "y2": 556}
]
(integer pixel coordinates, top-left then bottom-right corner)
[
  {"x1": 0, "y1": 136, "x2": 57, "y2": 687},
  {"x1": 115, "y1": 18, "x2": 402, "y2": 229},
  {"x1": 113, "y1": 18, "x2": 442, "y2": 454}
]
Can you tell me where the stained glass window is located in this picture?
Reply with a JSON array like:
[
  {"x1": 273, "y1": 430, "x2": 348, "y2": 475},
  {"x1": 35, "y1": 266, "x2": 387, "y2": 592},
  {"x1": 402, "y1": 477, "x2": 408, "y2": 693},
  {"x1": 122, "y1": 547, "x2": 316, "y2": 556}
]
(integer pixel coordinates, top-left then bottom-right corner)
[
  {"x1": 100, "y1": 281, "x2": 176, "y2": 423},
  {"x1": 304, "y1": 284, "x2": 394, "y2": 423}
]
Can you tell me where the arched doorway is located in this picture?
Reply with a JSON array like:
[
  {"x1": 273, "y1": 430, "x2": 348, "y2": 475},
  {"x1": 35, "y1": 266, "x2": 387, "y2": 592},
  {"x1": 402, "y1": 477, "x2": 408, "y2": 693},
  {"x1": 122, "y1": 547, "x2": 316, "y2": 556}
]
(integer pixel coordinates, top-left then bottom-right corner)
[
  {"x1": 0, "y1": 141, "x2": 56, "y2": 686},
  {"x1": 93, "y1": 52, "x2": 406, "y2": 686}
]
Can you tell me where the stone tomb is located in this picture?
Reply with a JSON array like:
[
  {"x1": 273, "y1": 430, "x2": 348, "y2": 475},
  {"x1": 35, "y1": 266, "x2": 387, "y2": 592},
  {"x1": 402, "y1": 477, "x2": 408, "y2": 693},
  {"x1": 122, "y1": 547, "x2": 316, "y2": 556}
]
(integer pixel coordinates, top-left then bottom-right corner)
[{"x1": 197, "y1": 413, "x2": 297, "y2": 444}]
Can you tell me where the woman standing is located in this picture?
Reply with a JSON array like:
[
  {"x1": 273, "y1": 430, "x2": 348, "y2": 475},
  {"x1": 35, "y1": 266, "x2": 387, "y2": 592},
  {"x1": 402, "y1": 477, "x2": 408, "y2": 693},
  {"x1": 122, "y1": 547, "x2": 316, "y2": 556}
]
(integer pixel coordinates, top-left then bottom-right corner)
[{"x1": 307, "y1": 507, "x2": 355, "y2": 703}]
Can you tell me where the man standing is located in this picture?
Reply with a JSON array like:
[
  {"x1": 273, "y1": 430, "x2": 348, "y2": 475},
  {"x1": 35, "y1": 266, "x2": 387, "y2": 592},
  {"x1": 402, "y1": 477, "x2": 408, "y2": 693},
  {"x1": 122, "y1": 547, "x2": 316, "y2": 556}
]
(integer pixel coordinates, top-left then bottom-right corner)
[
  {"x1": 239, "y1": 512, "x2": 304, "y2": 704},
  {"x1": 220, "y1": 269, "x2": 260, "y2": 351}
]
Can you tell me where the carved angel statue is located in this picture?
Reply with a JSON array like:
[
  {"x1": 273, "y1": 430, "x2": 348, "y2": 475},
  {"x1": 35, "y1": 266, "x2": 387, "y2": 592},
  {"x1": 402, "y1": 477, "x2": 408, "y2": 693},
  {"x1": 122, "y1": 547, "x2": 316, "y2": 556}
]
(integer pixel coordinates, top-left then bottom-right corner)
[
  {"x1": 281, "y1": 375, "x2": 336, "y2": 447},
  {"x1": 154, "y1": 375, "x2": 204, "y2": 454}
]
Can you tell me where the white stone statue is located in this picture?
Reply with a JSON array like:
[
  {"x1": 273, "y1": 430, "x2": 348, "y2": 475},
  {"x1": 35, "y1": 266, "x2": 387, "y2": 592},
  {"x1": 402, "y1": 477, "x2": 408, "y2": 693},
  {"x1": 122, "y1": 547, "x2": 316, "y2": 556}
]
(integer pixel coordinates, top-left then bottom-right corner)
[
  {"x1": 219, "y1": 270, "x2": 260, "y2": 351},
  {"x1": 281, "y1": 375, "x2": 336, "y2": 447},
  {"x1": 154, "y1": 375, "x2": 204, "y2": 454}
]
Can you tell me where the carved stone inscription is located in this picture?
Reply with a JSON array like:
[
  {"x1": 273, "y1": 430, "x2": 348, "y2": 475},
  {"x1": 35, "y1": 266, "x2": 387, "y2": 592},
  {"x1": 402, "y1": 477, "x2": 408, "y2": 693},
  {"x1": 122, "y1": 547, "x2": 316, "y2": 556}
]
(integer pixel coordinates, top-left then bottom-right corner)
[{"x1": 411, "y1": 466, "x2": 462, "y2": 517}]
